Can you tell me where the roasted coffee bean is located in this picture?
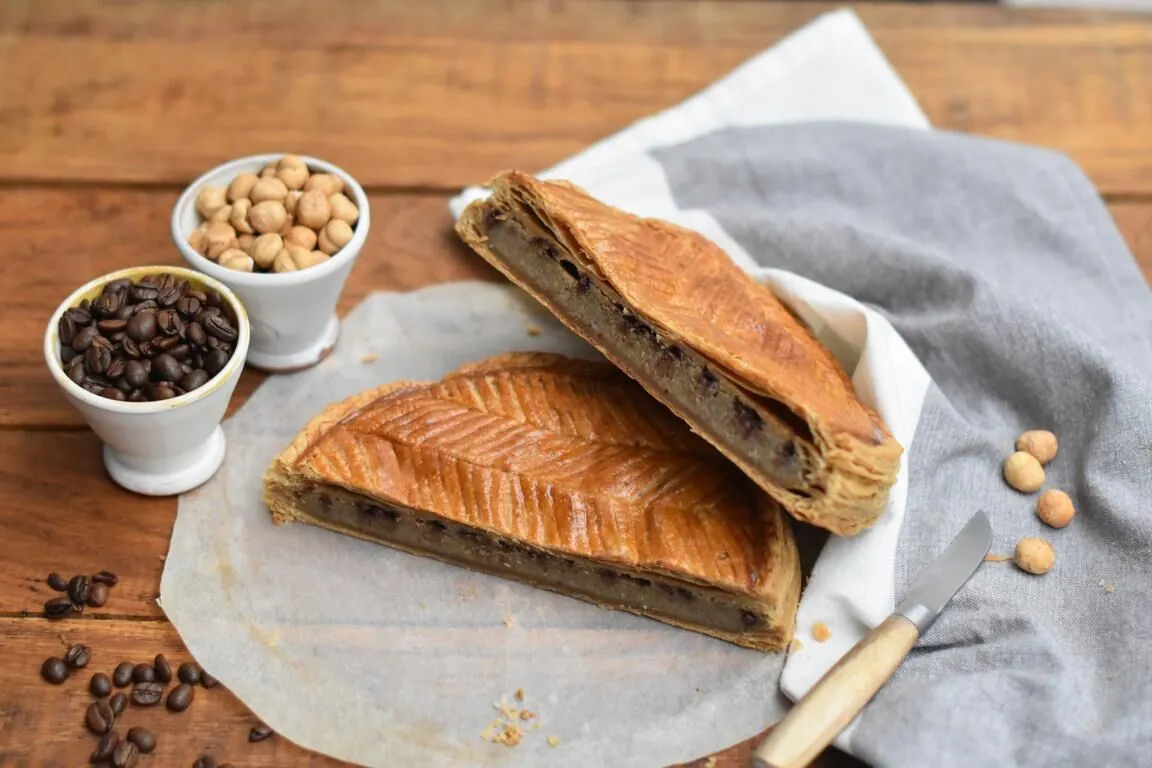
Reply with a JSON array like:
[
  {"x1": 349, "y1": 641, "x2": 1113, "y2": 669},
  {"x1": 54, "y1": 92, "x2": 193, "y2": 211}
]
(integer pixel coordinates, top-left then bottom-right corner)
[
  {"x1": 201, "y1": 670, "x2": 220, "y2": 688},
  {"x1": 46, "y1": 572, "x2": 68, "y2": 591},
  {"x1": 185, "y1": 322, "x2": 207, "y2": 348},
  {"x1": 148, "y1": 383, "x2": 176, "y2": 400},
  {"x1": 128, "y1": 388, "x2": 147, "y2": 402},
  {"x1": 93, "y1": 291, "x2": 122, "y2": 318},
  {"x1": 101, "y1": 386, "x2": 127, "y2": 401},
  {"x1": 153, "y1": 653, "x2": 172, "y2": 683},
  {"x1": 59, "y1": 313, "x2": 78, "y2": 345},
  {"x1": 67, "y1": 575, "x2": 91, "y2": 607},
  {"x1": 249, "y1": 723, "x2": 274, "y2": 742},
  {"x1": 205, "y1": 289, "x2": 225, "y2": 308},
  {"x1": 110, "y1": 691, "x2": 128, "y2": 716},
  {"x1": 203, "y1": 349, "x2": 230, "y2": 376},
  {"x1": 126, "y1": 311, "x2": 157, "y2": 342},
  {"x1": 113, "y1": 662, "x2": 135, "y2": 687},
  {"x1": 72, "y1": 325, "x2": 100, "y2": 351},
  {"x1": 90, "y1": 672, "x2": 113, "y2": 697},
  {"x1": 196, "y1": 306, "x2": 222, "y2": 326},
  {"x1": 130, "y1": 284, "x2": 159, "y2": 302},
  {"x1": 59, "y1": 345, "x2": 78, "y2": 364},
  {"x1": 175, "y1": 661, "x2": 200, "y2": 685},
  {"x1": 151, "y1": 353, "x2": 183, "y2": 382},
  {"x1": 66, "y1": 358, "x2": 87, "y2": 385},
  {"x1": 93, "y1": 570, "x2": 119, "y2": 586},
  {"x1": 133, "y1": 299, "x2": 158, "y2": 314},
  {"x1": 203, "y1": 314, "x2": 238, "y2": 343},
  {"x1": 180, "y1": 369, "x2": 210, "y2": 391},
  {"x1": 167, "y1": 682, "x2": 194, "y2": 712},
  {"x1": 105, "y1": 356, "x2": 126, "y2": 378},
  {"x1": 132, "y1": 663, "x2": 155, "y2": 683},
  {"x1": 66, "y1": 644, "x2": 92, "y2": 669},
  {"x1": 158, "y1": 284, "x2": 184, "y2": 307},
  {"x1": 123, "y1": 360, "x2": 148, "y2": 388},
  {"x1": 86, "y1": 699, "x2": 115, "y2": 735},
  {"x1": 121, "y1": 337, "x2": 141, "y2": 358},
  {"x1": 127, "y1": 726, "x2": 156, "y2": 753},
  {"x1": 98, "y1": 318, "x2": 128, "y2": 334},
  {"x1": 193, "y1": 756, "x2": 219, "y2": 768},
  {"x1": 91, "y1": 729, "x2": 119, "y2": 763},
  {"x1": 41, "y1": 657, "x2": 69, "y2": 684},
  {"x1": 44, "y1": 595, "x2": 74, "y2": 619},
  {"x1": 89, "y1": 581, "x2": 110, "y2": 607},
  {"x1": 131, "y1": 681, "x2": 164, "y2": 706},
  {"x1": 85, "y1": 343, "x2": 112, "y2": 375},
  {"x1": 112, "y1": 740, "x2": 140, "y2": 768},
  {"x1": 115, "y1": 303, "x2": 135, "y2": 321},
  {"x1": 176, "y1": 296, "x2": 202, "y2": 317},
  {"x1": 105, "y1": 278, "x2": 132, "y2": 296},
  {"x1": 169, "y1": 343, "x2": 193, "y2": 361},
  {"x1": 66, "y1": 306, "x2": 93, "y2": 326}
]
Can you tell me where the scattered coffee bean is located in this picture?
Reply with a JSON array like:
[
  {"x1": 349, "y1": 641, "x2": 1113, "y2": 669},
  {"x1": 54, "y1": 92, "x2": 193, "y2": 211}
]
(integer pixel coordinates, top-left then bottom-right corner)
[
  {"x1": 88, "y1": 581, "x2": 110, "y2": 607},
  {"x1": 113, "y1": 739, "x2": 140, "y2": 768},
  {"x1": 85, "y1": 699, "x2": 115, "y2": 735},
  {"x1": 151, "y1": 353, "x2": 183, "y2": 382},
  {"x1": 203, "y1": 349, "x2": 229, "y2": 376},
  {"x1": 65, "y1": 644, "x2": 92, "y2": 669},
  {"x1": 193, "y1": 755, "x2": 219, "y2": 768},
  {"x1": 153, "y1": 653, "x2": 172, "y2": 683},
  {"x1": 177, "y1": 661, "x2": 202, "y2": 685},
  {"x1": 93, "y1": 570, "x2": 119, "y2": 586},
  {"x1": 113, "y1": 661, "x2": 135, "y2": 687},
  {"x1": 132, "y1": 663, "x2": 155, "y2": 683},
  {"x1": 91, "y1": 729, "x2": 119, "y2": 763},
  {"x1": 46, "y1": 572, "x2": 68, "y2": 591},
  {"x1": 203, "y1": 314, "x2": 238, "y2": 343},
  {"x1": 201, "y1": 670, "x2": 220, "y2": 688},
  {"x1": 167, "y1": 682, "x2": 194, "y2": 712},
  {"x1": 41, "y1": 657, "x2": 69, "y2": 684},
  {"x1": 249, "y1": 723, "x2": 274, "y2": 742},
  {"x1": 44, "y1": 595, "x2": 74, "y2": 619},
  {"x1": 126, "y1": 726, "x2": 156, "y2": 753},
  {"x1": 110, "y1": 691, "x2": 128, "y2": 716},
  {"x1": 131, "y1": 681, "x2": 164, "y2": 706},
  {"x1": 67, "y1": 575, "x2": 91, "y2": 607},
  {"x1": 90, "y1": 672, "x2": 113, "y2": 698}
]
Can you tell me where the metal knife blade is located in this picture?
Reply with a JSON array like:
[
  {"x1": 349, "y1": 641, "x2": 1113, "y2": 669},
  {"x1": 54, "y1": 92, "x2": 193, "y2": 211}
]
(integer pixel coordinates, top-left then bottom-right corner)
[{"x1": 896, "y1": 510, "x2": 993, "y2": 634}]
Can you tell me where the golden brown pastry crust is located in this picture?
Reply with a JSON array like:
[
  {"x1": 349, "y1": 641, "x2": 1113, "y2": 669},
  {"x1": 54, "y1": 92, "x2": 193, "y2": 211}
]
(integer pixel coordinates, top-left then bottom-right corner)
[{"x1": 454, "y1": 171, "x2": 903, "y2": 536}]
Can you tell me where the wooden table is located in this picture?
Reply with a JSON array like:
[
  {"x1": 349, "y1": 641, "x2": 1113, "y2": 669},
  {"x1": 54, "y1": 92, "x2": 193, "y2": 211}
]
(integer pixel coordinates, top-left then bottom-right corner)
[{"x1": 1, "y1": 1, "x2": 1149, "y2": 765}]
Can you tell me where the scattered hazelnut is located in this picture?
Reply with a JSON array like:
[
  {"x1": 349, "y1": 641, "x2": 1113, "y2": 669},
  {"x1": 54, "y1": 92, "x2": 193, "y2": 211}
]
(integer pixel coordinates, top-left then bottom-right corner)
[
  {"x1": 250, "y1": 177, "x2": 289, "y2": 204},
  {"x1": 187, "y1": 223, "x2": 209, "y2": 254},
  {"x1": 296, "y1": 190, "x2": 331, "y2": 230},
  {"x1": 227, "y1": 172, "x2": 259, "y2": 203},
  {"x1": 237, "y1": 233, "x2": 256, "y2": 254},
  {"x1": 1036, "y1": 489, "x2": 1076, "y2": 529},
  {"x1": 284, "y1": 190, "x2": 303, "y2": 215},
  {"x1": 249, "y1": 201, "x2": 289, "y2": 235},
  {"x1": 277, "y1": 163, "x2": 309, "y2": 191},
  {"x1": 285, "y1": 225, "x2": 317, "y2": 251},
  {"x1": 218, "y1": 249, "x2": 255, "y2": 272},
  {"x1": 304, "y1": 173, "x2": 343, "y2": 197},
  {"x1": 1016, "y1": 430, "x2": 1058, "y2": 465},
  {"x1": 328, "y1": 193, "x2": 360, "y2": 225},
  {"x1": 318, "y1": 219, "x2": 353, "y2": 254},
  {"x1": 1003, "y1": 451, "x2": 1044, "y2": 493},
  {"x1": 251, "y1": 234, "x2": 284, "y2": 269},
  {"x1": 1014, "y1": 538, "x2": 1055, "y2": 575},
  {"x1": 204, "y1": 222, "x2": 237, "y2": 261},
  {"x1": 208, "y1": 203, "x2": 233, "y2": 224},
  {"x1": 195, "y1": 186, "x2": 228, "y2": 218},
  {"x1": 230, "y1": 198, "x2": 254, "y2": 234}
]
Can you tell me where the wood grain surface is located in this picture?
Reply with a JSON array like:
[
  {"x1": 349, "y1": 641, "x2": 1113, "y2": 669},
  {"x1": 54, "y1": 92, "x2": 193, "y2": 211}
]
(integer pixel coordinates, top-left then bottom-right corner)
[{"x1": 1, "y1": 1, "x2": 1150, "y2": 767}]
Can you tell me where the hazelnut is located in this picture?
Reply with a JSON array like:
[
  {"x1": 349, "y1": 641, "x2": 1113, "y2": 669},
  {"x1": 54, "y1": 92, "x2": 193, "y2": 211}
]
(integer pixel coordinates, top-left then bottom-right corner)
[
  {"x1": 230, "y1": 198, "x2": 254, "y2": 234},
  {"x1": 1003, "y1": 451, "x2": 1044, "y2": 493},
  {"x1": 1036, "y1": 489, "x2": 1075, "y2": 529},
  {"x1": 219, "y1": 250, "x2": 255, "y2": 272},
  {"x1": 250, "y1": 177, "x2": 289, "y2": 204},
  {"x1": 187, "y1": 223, "x2": 209, "y2": 254},
  {"x1": 260, "y1": 164, "x2": 277, "y2": 178},
  {"x1": 279, "y1": 213, "x2": 296, "y2": 236},
  {"x1": 284, "y1": 190, "x2": 303, "y2": 215},
  {"x1": 304, "y1": 173, "x2": 343, "y2": 197},
  {"x1": 307, "y1": 250, "x2": 331, "y2": 269},
  {"x1": 237, "y1": 233, "x2": 256, "y2": 254},
  {"x1": 296, "y1": 189, "x2": 331, "y2": 230},
  {"x1": 277, "y1": 163, "x2": 309, "y2": 191},
  {"x1": 208, "y1": 203, "x2": 233, "y2": 224},
  {"x1": 251, "y1": 233, "x2": 284, "y2": 269},
  {"x1": 318, "y1": 219, "x2": 354, "y2": 254},
  {"x1": 195, "y1": 186, "x2": 228, "y2": 219},
  {"x1": 285, "y1": 225, "x2": 317, "y2": 251},
  {"x1": 278, "y1": 154, "x2": 307, "y2": 171},
  {"x1": 1014, "y1": 538, "x2": 1055, "y2": 575},
  {"x1": 328, "y1": 193, "x2": 360, "y2": 225},
  {"x1": 272, "y1": 245, "x2": 311, "y2": 273},
  {"x1": 204, "y1": 222, "x2": 237, "y2": 261},
  {"x1": 249, "y1": 201, "x2": 288, "y2": 235},
  {"x1": 1016, "y1": 430, "x2": 1058, "y2": 465},
  {"x1": 227, "y1": 172, "x2": 259, "y2": 203}
]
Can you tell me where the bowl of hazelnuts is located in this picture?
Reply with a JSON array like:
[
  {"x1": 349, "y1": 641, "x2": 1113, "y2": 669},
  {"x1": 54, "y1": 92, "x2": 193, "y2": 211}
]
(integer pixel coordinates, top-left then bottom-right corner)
[{"x1": 171, "y1": 153, "x2": 370, "y2": 372}]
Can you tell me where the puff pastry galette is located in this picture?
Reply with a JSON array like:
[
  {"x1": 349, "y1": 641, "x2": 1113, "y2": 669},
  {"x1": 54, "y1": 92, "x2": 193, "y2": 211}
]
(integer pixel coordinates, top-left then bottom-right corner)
[
  {"x1": 263, "y1": 353, "x2": 801, "y2": 651},
  {"x1": 455, "y1": 172, "x2": 902, "y2": 535}
]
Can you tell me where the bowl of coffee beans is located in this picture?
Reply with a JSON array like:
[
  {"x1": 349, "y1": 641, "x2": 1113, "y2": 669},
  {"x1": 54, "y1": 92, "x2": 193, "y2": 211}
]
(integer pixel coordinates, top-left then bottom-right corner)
[
  {"x1": 171, "y1": 153, "x2": 370, "y2": 374},
  {"x1": 44, "y1": 266, "x2": 250, "y2": 497}
]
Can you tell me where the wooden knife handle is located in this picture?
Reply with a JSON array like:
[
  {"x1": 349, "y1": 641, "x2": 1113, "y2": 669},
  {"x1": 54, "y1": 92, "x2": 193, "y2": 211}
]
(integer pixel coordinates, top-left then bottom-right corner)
[{"x1": 752, "y1": 615, "x2": 920, "y2": 768}]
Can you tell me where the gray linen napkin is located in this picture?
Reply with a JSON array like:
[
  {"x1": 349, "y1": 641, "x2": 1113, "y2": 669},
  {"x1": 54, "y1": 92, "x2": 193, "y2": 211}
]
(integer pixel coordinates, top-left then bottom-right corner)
[{"x1": 650, "y1": 121, "x2": 1152, "y2": 768}]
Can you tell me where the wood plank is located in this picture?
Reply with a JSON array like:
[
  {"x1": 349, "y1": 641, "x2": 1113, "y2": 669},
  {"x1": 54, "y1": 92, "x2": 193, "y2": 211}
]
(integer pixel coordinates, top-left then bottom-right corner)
[
  {"x1": 4, "y1": 187, "x2": 1151, "y2": 428},
  {"x1": 0, "y1": 1, "x2": 1150, "y2": 193}
]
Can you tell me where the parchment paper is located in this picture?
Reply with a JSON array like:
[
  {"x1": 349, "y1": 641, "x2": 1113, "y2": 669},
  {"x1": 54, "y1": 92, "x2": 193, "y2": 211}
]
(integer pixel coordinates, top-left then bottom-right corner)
[{"x1": 161, "y1": 282, "x2": 791, "y2": 768}]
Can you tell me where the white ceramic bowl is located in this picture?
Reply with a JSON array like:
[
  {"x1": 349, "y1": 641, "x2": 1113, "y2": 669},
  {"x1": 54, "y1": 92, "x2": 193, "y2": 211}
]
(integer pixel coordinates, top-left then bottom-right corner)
[
  {"x1": 171, "y1": 153, "x2": 371, "y2": 372},
  {"x1": 44, "y1": 266, "x2": 251, "y2": 497}
]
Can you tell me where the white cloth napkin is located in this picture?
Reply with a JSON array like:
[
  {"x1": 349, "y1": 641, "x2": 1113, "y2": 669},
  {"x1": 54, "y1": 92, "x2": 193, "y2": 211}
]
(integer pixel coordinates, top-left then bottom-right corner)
[{"x1": 448, "y1": 8, "x2": 934, "y2": 754}]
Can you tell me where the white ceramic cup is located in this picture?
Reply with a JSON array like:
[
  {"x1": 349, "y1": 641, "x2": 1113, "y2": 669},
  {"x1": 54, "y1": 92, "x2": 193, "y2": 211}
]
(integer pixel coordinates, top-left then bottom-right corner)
[
  {"x1": 170, "y1": 153, "x2": 370, "y2": 372},
  {"x1": 44, "y1": 266, "x2": 251, "y2": 497}
]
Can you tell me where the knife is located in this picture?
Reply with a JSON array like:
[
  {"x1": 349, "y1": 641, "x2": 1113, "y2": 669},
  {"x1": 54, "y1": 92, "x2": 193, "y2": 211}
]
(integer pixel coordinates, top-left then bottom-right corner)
[{"x1": 752, "y1": 510, "x2": 993, "y2": 768}]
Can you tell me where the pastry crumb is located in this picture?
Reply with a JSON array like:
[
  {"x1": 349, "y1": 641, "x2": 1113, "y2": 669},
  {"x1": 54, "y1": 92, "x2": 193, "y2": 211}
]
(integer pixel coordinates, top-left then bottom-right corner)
[
  {"x1": 457, "y1": 583, "x2": 477, "y2": 602},
  {"x1": 503, "y1": 614, "x2": 516, "y2": 628},
  {"x1": 789, "y1": 638, "x2": 804, "y2": 652},
  {"x1": 514, "y1": 688, "x2": 524, "y2": 701},
  {"x1": 361, "y1": 353, "x2": 379, "y2": 363},
  {"x1": 812, "y1": 622, "x2": 831, "y2": 643},
  {"x1": 703, "y1": 758, "x2": 717, "y2": 768},
  {"x1": 985, "y1": 553, "x2": 1012, "y2": 562},
  {"x1": 519, "y1": 709, "x2": 536, "y2": 721},
  {"x1": 547, "y1": 735, "x2": 561, "y2": 747},
  {"x1": 1100, "y1": 580, "x2": 1115, "y2": 593},
  {"x1": 526, "y1": 325, "x2": 542, "y2": 337}
]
